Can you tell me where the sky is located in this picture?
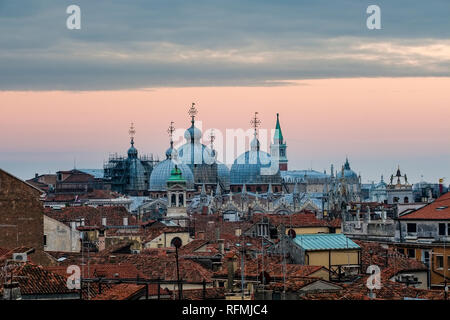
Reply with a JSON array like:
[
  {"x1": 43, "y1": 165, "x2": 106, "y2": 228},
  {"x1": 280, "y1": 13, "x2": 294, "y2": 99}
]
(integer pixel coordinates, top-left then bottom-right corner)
[{"x1": 0, "y1": 1, "x2": 449, "y2": 184}]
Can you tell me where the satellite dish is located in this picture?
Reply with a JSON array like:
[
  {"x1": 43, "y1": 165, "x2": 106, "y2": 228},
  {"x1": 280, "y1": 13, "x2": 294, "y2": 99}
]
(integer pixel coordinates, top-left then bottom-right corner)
[{"x1": 288, "y1": 229, "x2": 296, "y2": 239}]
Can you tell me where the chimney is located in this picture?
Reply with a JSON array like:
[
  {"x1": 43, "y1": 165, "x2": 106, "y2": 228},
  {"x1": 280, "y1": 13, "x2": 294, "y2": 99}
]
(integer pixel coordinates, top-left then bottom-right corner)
[
  {"x1": 227, "y1": 259, "x2": 234, "y2": 290},
  {"x1": 35, "y1": 173, "x2": 38, "y2": 179},
  {"x1": 215, "y1": 227, "x2": 221, "y2": 240},
  {"x1": 218, "y1": 239, "x2": 224, "y2": 254},
  {"x1": 102, "y1": 217, "x2": 107, "y2": 226},
  {"x1": 196, "y1": 231, "x2": 205, "y2": 240},
  {"x1": 3, "y1": 282, "x2": 21, "y2": 300},
  {"x1": 123, "y1": 217, "x2": 128, "y2": 226}
]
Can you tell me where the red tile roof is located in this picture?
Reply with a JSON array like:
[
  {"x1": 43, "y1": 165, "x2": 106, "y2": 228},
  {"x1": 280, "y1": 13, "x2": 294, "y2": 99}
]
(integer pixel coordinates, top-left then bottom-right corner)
[
  {"x1": 0, "y1": 263, "x2": 76, "y2": 296},
  {"x1": 399, "y1": 193, "x2": 450, "y2": 220},
  {"x1": 172, "y1": 288, "x2": 226, "y2": 300},
  {"x1": 112, "y1": 254, "x2": 213, "y2": 283},
  {"x1": 44, "y1": 206, "x2": 137, "y2": 227},
  {"x1": 46, "y1": 263, "x2": 145, "y2": 279},
  {"x1": 91, "y1": 283, "x2": 146, "y2": 300},
  {"x1": 252, "y1": 213, "x2": 328, "y2": 228}
]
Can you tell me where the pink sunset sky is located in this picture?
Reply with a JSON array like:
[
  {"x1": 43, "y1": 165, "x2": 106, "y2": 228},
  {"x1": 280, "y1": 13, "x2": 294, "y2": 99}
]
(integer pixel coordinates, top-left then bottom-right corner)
[{"x1": 1, "y1": 77, "x2": 449, "y2": 184}]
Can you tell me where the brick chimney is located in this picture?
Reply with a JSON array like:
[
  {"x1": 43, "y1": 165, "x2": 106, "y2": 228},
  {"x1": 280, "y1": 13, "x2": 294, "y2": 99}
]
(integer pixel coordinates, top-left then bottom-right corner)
[{"x1": 196, "y1": 231, "x2": 205, "y2": 240}]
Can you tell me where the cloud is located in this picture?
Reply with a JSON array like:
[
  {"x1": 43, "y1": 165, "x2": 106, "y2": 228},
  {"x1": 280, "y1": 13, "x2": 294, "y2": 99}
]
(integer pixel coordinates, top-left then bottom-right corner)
[{"x1": 0, "y1": 0, "x2": 449, "y2": 90}]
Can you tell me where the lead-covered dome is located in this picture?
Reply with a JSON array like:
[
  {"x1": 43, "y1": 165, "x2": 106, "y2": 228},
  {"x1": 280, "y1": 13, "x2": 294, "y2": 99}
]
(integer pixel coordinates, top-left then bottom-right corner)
[
  {"x1": 230, "y1": 135, "x2": 281, "y2": 185},
  {"x1": 149, "y1": 159, "x2": 194, "y2": 191}
]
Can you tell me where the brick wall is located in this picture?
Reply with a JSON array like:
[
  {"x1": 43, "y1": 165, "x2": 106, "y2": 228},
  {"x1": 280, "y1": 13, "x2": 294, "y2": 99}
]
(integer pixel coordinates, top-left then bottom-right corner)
[{"x1": 0, "y1": 169, "x2": 51, "y2": 265}]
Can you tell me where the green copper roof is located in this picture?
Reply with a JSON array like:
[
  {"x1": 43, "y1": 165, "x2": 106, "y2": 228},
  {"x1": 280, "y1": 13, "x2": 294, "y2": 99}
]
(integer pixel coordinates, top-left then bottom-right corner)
[
  {"x1": 274, "y1": 113, "x2": 284, "y2": 143},
  {"x1": 293, "y1": 234, "x2": 360, "y2": 251},
  {"x1": 167, "y1": 166, "x2": 186, "y2": 183}
]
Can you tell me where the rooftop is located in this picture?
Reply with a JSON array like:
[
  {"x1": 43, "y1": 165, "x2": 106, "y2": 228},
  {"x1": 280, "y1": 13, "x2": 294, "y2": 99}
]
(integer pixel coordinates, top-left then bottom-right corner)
[{"x1": 293, "y1": 233, "x2": 360, "y2": 251}]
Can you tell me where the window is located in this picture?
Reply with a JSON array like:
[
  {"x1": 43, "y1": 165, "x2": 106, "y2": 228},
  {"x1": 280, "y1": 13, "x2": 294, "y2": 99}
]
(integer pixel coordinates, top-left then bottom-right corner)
[
  {"x1": 436, "y1": 256, "x2": 444, "y2": 269},
  {"x1": 407, "y1": 249, "x2": 415, "y2": 258},
  {"x1": 404, "y1": 197, "x2": 409, "y2": 204},
  {"x1": 407, "y1": 223, "x2": 417, "y2": 233},
  {"x1": 393, "y1": 197, "x2": 399, "y2": 203},
  {"x1": 448, "y1": 256, "x2": 450, "y2": 270},
  {"x1": 43, "y1": 235, "x2": 47, "y2": 246},
  {"x1": 439, "y1": 223, "x2": 446, "y2": 236}
]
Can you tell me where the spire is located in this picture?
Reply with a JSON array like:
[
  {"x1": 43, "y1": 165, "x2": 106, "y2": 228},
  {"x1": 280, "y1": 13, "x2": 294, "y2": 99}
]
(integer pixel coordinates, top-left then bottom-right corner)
[
  {"x1": 274, "y1": 113, "x2": 284, "y2": 144},
  {"x1": 344, "y1": 157, "x2": 350, "y2": 170},
  {"x1": 242, "y1": 184, "x2": 247, "y2": 194},
  {"x1": 250, "y1": 112, "x2": 261, "y2": 152},
  {"x1": 129, "y1": 122, "x2": 136, "y2": 146},
  {"x1": 215, "y1": 182, "x2": 221, "y2": 196},
  {"x1": 166, "y1": 121, "x2": 176, "y2": 160},
  {"x1": 293, "y1": 182, "x2": 299, "y2": 195},
  {"x1": 201, "y1": 183, "x2": 206, "y2": 196},
  {"x1": 267, "y1": 182, "x2": 273, "y2": 195},
  {"x1": 127, "y1": 123, "x2": 138, "y2": 159},
  {"x1": 188, "y1": 102, "x2": 197, "y2": 126}
]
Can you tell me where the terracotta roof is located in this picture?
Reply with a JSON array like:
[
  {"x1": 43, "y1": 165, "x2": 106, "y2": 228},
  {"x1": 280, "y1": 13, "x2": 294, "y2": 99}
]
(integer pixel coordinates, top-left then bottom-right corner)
[
  {"x1": 44, "y1": 206, "x2": 137, "y2": 227},
  {"x1": 215, "y1": 254, "x2": 325, "y2": 280},
  {"x1": 356, "y1": 240, "x2": 427, "y2": 274},
  {"x1": 46, "y1": 263, "x2": 145, "y2": 279},
  {"x1": 172, "y1": 287, "x2": 226, "y2": 300},
  {"x1": 252, "y1": 213, "x2": 328, "y2": 228},
  {"x1": 399, "y1": 193, "x2": 450, "y2": 220},
  {"x1": 0, "y1": 263, "x2": 76, "y2": 296},
  {"x1": 112, "y1": 254, "x2": 213, "y2": 283},
  {"x1": 91, "y1": 283, "x2": 146, "y2": 300}
]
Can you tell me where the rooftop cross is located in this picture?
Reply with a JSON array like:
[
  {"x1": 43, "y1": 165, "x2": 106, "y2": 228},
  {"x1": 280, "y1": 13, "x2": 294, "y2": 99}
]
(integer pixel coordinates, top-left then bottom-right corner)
[
  {"x1": 188, "y1": 102, "x2": 198, "y2": 124},
  {"x1": 129, "y1": 122, "x2": 136, "y2": 145},
  {"x1": 209, "y1": 128, "x2": 215, "y2": 149},
  {"x1": 167, "y1": 121, "x2": 175, "y2": 147},
  {"x1": 250, "y1": 112, "x2": 261, "y2": 136}
]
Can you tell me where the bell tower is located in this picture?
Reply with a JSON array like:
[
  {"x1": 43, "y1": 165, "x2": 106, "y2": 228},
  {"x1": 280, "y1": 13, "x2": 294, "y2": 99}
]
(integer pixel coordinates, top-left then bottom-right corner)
[{"x1": 271, "y1": 113, "x2": 288, "y2": 171}]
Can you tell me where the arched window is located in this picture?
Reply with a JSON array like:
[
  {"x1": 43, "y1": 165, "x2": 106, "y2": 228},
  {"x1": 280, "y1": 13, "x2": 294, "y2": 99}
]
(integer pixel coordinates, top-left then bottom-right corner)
[
  {"x1": 404, "y1": 197, "x2": 409, "y2": 204},
  {"x1": 393, "y1": 197, "x2": 399, "y2": 203},
  {"x1": 171, "y1": 194, "x2": 176, "y2": 207},
  {"x1": 179, "y1": 194, "x2": 184, "y2": 207}
]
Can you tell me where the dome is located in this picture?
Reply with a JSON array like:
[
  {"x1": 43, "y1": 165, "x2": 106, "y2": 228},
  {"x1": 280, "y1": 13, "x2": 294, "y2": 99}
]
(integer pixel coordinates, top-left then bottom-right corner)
[
  {"x1": 336, "y1": 158, "x2": 358, "y2": 180},
  {"x1": 177, "y1": 140, "x2": 216, "y2": 165},
  {"x1": 127, "y1": 145, "x2": 138, "y2": 159},
  {"x1": 126, "y1": 158, "x2": 147, "y2": 191},
  {"x1": 230, "y1": 149, "x2": 281, "y2": 185},
  {"x1": 149, "y1": 159, "x2": 194, "y2": 191},
  {"x1": 375, "y1": 175, "x2": 387, "y2": 189},
  {"x1": 165, "y1": 146, "x2": 176, "y2": 159},
  {"x1": 184, "y1": 125, "x2": 202, "y2": 142},
  {"x1": 217, "y1": 162, "x2": 230, "y2": 189}
]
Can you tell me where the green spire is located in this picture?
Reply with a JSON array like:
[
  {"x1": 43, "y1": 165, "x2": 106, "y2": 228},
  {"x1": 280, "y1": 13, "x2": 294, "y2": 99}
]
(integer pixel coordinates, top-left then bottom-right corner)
[{"x1": 274, "y1": 113, "x2": 284, "y2": 144}]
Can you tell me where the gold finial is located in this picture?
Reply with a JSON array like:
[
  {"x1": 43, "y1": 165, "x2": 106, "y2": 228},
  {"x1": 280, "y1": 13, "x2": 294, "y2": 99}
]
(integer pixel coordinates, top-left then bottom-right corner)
[
  {"x1": 250, "y1": 112, "x2": 261, "y2": 134},
  {"x1": 188, "y1": 102, "x2": 198, "y2": 122}
]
